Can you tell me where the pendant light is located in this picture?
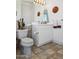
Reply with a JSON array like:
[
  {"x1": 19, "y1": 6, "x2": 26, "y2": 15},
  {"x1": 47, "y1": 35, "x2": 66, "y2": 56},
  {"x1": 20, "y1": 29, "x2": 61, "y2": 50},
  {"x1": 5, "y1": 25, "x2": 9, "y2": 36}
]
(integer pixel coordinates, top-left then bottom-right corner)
[{"x1": 34, "y1": 0, "x2": 45, "y2": 5}]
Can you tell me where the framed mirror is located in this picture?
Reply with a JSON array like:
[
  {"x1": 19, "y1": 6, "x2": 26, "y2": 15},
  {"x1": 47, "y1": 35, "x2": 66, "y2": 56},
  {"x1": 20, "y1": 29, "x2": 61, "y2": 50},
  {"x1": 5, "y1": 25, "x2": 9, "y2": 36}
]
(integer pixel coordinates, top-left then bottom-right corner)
[
  {"x1": 52, "y1": 6, "x2": 59, "y2": 13},
  {"x1": 37, "y1": 12, "x2": 41, "y2": 16}
]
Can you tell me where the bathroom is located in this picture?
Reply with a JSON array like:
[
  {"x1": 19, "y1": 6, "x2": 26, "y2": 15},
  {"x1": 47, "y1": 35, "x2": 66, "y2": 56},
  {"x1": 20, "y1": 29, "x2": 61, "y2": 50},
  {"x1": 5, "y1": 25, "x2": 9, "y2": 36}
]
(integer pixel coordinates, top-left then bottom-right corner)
[{"x1": 16, "y1": 0, "x2": 63, "y2": 59}]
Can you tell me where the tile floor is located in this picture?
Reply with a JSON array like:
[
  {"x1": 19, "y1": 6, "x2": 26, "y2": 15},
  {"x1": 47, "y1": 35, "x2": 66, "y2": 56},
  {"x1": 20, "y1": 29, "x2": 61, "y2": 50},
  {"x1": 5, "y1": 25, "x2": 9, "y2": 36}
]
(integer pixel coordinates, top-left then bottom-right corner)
[{"x1": 16, "y1": 42, "x2": 63, "y2": 59}]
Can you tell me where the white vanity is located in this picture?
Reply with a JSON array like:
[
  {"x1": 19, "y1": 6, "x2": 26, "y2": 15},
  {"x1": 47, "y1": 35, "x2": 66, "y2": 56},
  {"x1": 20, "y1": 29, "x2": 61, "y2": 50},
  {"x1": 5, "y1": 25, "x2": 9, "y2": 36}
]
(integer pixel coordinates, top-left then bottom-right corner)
[
  {"x1": 32, "y1": 22, "x2": 53, "y2": 47},
  {"x1": 53, "y1": 20, "x2": 63, "y2": 45},
  {"x1": 32, "y1": 20, "x2": 63, "y2": 46}
]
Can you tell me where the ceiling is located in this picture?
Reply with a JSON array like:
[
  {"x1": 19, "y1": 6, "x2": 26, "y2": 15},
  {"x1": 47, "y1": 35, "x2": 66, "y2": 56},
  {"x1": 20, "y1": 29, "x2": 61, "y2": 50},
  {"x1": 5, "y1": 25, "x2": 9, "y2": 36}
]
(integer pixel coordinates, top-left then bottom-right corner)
[{"x1": 23, "y1": 0, "x2": 33, "y2": 2}]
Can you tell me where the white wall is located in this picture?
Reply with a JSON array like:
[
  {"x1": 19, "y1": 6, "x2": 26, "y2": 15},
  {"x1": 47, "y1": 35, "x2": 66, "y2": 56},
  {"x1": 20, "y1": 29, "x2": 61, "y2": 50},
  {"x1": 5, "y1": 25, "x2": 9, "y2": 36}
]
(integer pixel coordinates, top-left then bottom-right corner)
[
  {"x1": 34, "y1": 4, "x2": 44, "y2": 22},
  {"x1": 16, "y1": 0, "x2": 21, "y2": 20},
  {"x1": 34, "y1": 0, "x2": 63, "y2": 22},
  {"x1": 16, "y1": 0, "x2": 34, "y2": 25},
  {"x1": 34, "y1": 0, "x2": 63, "y2": 44},
  {"x1": 16, "y1": 0, "x2": 63, "y2": 24}
]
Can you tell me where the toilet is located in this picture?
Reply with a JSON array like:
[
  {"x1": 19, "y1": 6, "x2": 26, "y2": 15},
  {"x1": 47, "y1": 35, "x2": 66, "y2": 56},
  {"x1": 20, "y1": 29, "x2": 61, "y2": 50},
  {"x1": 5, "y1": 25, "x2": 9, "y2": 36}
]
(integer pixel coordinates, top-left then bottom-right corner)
[
  {"x1": 16, "y1": 29, "x2": 33, "y2": 57},
  {"x1": 21, "y1": 38, "x2": 33, "y2": 55}
]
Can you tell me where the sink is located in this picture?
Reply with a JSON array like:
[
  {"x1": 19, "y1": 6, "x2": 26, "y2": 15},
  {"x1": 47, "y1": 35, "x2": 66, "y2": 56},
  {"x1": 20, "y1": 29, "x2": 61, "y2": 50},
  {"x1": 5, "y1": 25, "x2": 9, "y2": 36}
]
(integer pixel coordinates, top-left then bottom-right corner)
[{"x1": 32, "y1": 22, "x2": 53, "y2": 26}]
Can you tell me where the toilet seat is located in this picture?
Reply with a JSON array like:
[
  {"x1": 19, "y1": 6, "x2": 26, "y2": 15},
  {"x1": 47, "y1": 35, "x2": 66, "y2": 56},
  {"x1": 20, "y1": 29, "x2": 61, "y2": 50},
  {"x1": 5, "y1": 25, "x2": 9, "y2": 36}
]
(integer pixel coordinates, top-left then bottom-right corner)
[{"x1": 21, "y1": 38, "x2": 33, "y2": 47}]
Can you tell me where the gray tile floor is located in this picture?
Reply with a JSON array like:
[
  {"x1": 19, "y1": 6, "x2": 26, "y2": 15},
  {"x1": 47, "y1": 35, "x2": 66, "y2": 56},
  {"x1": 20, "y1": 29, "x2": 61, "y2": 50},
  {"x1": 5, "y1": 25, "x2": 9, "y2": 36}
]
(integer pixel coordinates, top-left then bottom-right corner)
[{"x1": 16, "y1": 42, "x2": 63, "y2": 59}]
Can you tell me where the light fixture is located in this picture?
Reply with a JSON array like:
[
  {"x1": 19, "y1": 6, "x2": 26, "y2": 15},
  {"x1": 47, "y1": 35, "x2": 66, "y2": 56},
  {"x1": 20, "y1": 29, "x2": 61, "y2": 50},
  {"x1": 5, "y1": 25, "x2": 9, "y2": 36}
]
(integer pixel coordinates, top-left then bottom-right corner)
[{"x1": 34, "y1": 0, "x2": 46, "y2": 5}]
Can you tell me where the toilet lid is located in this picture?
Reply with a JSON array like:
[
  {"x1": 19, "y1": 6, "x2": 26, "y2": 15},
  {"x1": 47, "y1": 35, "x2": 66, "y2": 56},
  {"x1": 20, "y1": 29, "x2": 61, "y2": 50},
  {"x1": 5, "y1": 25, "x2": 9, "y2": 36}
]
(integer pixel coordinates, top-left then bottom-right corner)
[{"x1": 21, "y1": 38, "x2": 33, "y2": 43}]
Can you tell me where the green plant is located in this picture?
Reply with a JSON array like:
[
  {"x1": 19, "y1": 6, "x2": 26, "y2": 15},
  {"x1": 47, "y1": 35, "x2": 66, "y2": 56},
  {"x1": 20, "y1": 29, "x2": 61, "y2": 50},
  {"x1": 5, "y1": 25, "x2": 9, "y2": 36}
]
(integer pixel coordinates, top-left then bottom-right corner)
[{"x1": 17, "y1": 18, "x2": 25, "y2": 29}]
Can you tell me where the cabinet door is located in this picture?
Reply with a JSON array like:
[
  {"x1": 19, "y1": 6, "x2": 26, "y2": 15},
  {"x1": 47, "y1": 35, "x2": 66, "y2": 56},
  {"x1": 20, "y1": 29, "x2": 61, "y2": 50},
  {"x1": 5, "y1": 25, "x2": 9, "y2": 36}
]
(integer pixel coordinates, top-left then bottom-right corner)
[
  {"x1": 53, "y1": 28, "x2": 58, "y2": 43},
  {"x1": 38, "y1": 25, "x2": 53, "y2": 46},
  {"x1": 53, "y1": 21, "x2": 63, "y2": 45},
  {"x1": 57, "y1": 28, "x2": 63, "y2": 44}
]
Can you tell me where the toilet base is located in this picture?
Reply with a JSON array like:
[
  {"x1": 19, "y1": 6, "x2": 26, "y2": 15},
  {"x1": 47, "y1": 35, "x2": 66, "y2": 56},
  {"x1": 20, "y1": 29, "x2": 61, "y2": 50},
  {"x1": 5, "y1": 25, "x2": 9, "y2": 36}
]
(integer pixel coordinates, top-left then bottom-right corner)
[{"x1": 20, "y1": 45, "x2": 32, "y2": 57}]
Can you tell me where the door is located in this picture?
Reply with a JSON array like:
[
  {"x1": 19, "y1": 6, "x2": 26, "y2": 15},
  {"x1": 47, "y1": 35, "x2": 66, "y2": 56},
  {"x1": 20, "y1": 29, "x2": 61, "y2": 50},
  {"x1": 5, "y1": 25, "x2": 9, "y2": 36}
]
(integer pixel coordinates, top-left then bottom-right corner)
[{"x1": 21, "y1": 2, "x2": 34, "y2": 25}]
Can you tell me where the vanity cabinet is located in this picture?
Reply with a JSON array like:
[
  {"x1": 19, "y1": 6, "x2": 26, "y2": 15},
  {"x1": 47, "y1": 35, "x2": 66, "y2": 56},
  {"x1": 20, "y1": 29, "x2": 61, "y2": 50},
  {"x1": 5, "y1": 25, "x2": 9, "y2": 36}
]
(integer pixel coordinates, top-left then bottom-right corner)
[
  {"x1": 53, "y1": 20, "x2": 63, "y2": 45},
  {"x1": 53, "y1": 27, "x2": 63, "y2": 45},
  {"x1": 32, "y1": 23, "x2": 53, "y2": 47}
]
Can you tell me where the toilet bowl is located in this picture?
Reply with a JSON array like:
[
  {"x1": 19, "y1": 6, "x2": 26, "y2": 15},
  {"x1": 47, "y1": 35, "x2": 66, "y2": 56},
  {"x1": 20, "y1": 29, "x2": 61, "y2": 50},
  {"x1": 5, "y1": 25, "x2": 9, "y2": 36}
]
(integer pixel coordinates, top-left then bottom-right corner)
[
  {"x1": 21, "y1": 38, "x2": 33, "y2": 47},
  {"x1": 21, "y1": 38, "x2": 33, "y2": 56},
  {"x1": 16, "y1": 29, "x2": 34, "y2": 56}
]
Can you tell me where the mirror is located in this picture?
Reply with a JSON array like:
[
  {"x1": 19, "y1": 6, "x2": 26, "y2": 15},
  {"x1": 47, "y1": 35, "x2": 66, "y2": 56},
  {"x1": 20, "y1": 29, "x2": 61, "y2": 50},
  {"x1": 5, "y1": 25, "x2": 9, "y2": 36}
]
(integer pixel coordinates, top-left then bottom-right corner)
[
  {"x1": 37, "y1": 12, "x2": 41, "y2": 16},
  {"x1": 52, "y1": 6, "x2": 59, "y2": 13}
]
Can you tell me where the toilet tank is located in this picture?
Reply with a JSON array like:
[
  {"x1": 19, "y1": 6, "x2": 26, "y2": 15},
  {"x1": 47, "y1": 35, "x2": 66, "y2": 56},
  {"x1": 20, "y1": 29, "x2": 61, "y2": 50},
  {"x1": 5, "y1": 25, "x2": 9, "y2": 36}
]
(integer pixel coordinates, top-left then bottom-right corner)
[{"x1": 16, "y1": 29, "x2": 28, "y2": 39}]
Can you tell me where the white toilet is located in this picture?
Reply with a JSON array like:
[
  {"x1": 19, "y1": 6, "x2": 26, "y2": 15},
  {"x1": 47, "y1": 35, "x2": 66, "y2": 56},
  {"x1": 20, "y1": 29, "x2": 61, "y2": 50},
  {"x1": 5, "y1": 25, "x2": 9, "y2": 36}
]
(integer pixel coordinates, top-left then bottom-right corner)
[{"x1": 16, "y1": 29, "x2": 33, "y2": 56}]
